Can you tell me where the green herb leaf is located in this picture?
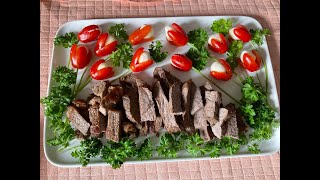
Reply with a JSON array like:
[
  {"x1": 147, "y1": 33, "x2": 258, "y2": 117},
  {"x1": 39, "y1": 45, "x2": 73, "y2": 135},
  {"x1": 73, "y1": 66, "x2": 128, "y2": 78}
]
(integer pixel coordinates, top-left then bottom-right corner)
[
  {"x1": 52, "y1": 66, "x2": 77, "y2": 87},
  {"x1": 156, "y1": 133, "x2": 185, "y2": 158},
  {"x1": 187, "y1": 28, "x2": 208, "y2": 49},
  {"x1": 101, "y1": 138, "x2": 137, "y2": 169},
  {"x1": 136, "y1": 138, "x2": 154, "y2": 160},
  {"x1": 248, "y1": 143, "x2": 261, "y2": 154},
  {"x1": 109, "y1": 23, "x2": 129, "y2": 41},
  {"x1": 54, "y1": 32, "x2": 79, "y2": 48},
  {"x1": 186, "y1": 133, "x2": 208, "y2": 157},
  {"x1": 240, "y1": 76, "x2": 279, "y2": 141},
  {"x1": 211, "y1": 19, "x2": 232, "y2": 35},
  {"x1": 226, "y1": 40, "x2": 243, "y2": 70},
  {"x1": 220, "y1": 137, "x2": 241, "y2": 155},
  {"x1": 205, "y1": 141, "x2": 221, "y2": 158},
  {"x1": 41, "y1": 66, "x2": 77, "y2": 147},
  {"x1": 149, "y1": 40, "x2": 168, "y2": 63},
  {"x1": 109, "y1": 42, "x2": 133, "y2": 69},
  {"x1": 250, "y1": 29, "x2": 271, "y2": 46},
  {"x1": 71, "y1": 138, "x2": 103, "y2": 166},
  {"x1": 186, "y1": 46, "x2": 209, "y2": 71}
]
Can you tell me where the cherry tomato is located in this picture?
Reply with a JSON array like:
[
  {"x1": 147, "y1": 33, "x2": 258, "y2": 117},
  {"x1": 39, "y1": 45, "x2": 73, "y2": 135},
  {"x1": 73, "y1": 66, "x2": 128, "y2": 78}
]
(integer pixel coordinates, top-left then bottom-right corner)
[
  {"x1": 78, "y1": 25, "x2": 101, "y2": 43},
  {"x1": 239, "y1": 50, "x2": 261, "y2": 72},
  {"x1": 128, "y1": 25, "x2": 154, "y2": 45},
  {"x1": 229, "y1": 24, "x2": 251, "y2": 42},
  {"x1": 70, "y1": 44, "x2": 92, "y2": 69},
  {"x1": 90, "y1": 59, "x2": 114, "y2": 80},
  {"x1": 94, "y1": 33, "x2": 118, "y2": 57},
  {"x1": 130, "y1": 47, "x2": 153, "y2": 72},
  {"x1": 171, "y1": 54, "x2": 192, "y2": 71},
  {"x1": 210, "y1": 59, "x2": 232, "y2": 81},
  {"x1": 165, "y1": 23, "x2": 189, "y2": 46},
  {"x1": 208, "y1": 33, "x2": 228, "y2": 54}
]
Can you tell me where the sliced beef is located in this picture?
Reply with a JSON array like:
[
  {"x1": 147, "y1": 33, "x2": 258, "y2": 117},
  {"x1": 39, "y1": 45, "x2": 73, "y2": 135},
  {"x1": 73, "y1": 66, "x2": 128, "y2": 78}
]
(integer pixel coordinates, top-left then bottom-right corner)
[
  {"x1": 198, "y1": 126, "x2": 214, "y2": 142},
  {"x1": 72, "y1": 99, "x2": 87, "y2": 110},
  {"x1": 192, "y1": 84, "x2": 214, "y2": 142},
  {"x1": 153, "y1": 67, "x2": 181, "y2": 98},
  {"x1": 99, "y1": 85, "x2": 124, "y2": 116},
  {"x1": 137, "y1": 78, "x2": 157, "y2": 122},
  {"x1": 105, "y1": 109, "x2": 123, "y2": 142},
  {"x1": 152, "y1": 80, "x2": 180, "y2": 133},
  {"x1": 154, "y1": 116, "x2": 163, "y2": 133},
  {"x1": 200, "y1": 82, "x2": 221, "y2": 126},
  {"x1": 180, "y1": 80, "x2": 196, "y2": 134},
  {"x1": 190, "y1": 82, "x2": 203, "y2": 115},
  {"x1": 66, "y1": 106, "x2": 90, "y2": 135},
  {"x1": 122, "y1": 121, "x2": 138, "y2": 139},
  {"x1": 120, "y1": 73, "x2": 138, "y2": 90},
  {"x1": 120, "y1": 73, "x2": 141, "y2": 129},
  {"x1": 88, "y1": 96, "x2": 101, "y2": 106},
  {"x1": 168, "y1": 82, "x2": 183, "y2": 115},
  {"x1": 148, "y1": 121, "x2": 156, "y2": 134},
  {"x1": 88, "y1": 104, "x2": 107, "y2": 137},
  {"x1": 139, "y1": 122, "x2": 149, "y2": 136},
  {"x1": 223, "y1": 103, "x2": 239, "y2": 139},
  {"x1": 236, "y1": 109, "x2": 248, "y2": 134},
  {"x1": 91, "y1": 81, "x2": 110, "y2": 98},
  {"x1": 122, "y1": 91, "x2": 141, "y2": 129},
  {"x1": 212, "y1": 107, "x2": 229, "y2": 139},
  {"x1": 75, "y1": 130, "x2": 89, "y2": 140}
]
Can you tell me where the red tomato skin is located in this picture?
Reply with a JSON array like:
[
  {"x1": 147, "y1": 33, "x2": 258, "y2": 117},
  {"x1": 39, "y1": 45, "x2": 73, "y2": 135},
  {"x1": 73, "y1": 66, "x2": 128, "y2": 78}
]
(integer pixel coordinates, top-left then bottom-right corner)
[
  {"x1": 241, "y1": 50, "x2": 261, "y2": 72},
  {"x1": 171, "y1": 54, "x2": 192, "y2": 71},
  {"x1": 130, "y1": 47, "x2": 153, "y2": 72},
  {"x1": 70, "y1": 44, "x2": 92, "y2": 69},
  {"x1": 208, "y1": 33, "x2": 228, "y2": 54},
  {"x1": 167, "y1": 23, "x2": 189, "y2": 46},
  {"x1": 233, "y1": 24, "x2": 251, "y2": 42},
  {"x1": 90, "y1": 59, "x2": 114, "y2": 80},
  {"x1": 128, "y1": 25, "x2": 154, "y2": 45},
  {"x1": 78, "y1": 25, "x2": 101, "y2": 43},
  {"x1": 94, "y1": 33, "x2": 118, "y2": 57},
  {"x1": 210, "y1": 59, "x2": 233, "y2": 81}
]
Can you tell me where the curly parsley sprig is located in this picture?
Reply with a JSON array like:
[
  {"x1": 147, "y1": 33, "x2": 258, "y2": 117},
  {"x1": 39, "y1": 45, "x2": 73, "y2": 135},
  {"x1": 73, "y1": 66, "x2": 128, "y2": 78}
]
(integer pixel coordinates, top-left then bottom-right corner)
[
  {"x1": 109, "y1": 23, "x2": 129, "y2": 41},
  {"x1": 54, "y1": 32, "x2": 79, "y2": 48},
  {"x1": 149, "y1": 40, "x2": 168, "y2": 63}
]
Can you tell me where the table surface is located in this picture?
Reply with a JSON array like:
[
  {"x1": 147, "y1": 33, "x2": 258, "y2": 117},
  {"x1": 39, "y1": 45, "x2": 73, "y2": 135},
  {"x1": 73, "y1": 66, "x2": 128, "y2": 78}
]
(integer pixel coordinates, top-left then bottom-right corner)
[{"x1": 40, "y1": 0, "x2": 280, "y2": 179}]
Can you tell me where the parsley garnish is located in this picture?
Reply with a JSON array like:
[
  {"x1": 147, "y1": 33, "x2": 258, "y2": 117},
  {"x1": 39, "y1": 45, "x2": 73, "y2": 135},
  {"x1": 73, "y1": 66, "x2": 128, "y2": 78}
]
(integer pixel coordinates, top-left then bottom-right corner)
[
  {"x1": 226, "y1": 40, "x2": 243, "y2": 70},
  {"x1": 136, "y1": 138, "x2": 154, "y2": 160},
  {"x1": 71, "y1": 138, "x2": 103, "y2": 166},
  {"x1": 148, "y1": 40, "x2": 168, "y2": 63},
  {"x1": 186, "y1": 28, "x2": 210, "y2": 70},
  {"x1": 109, "y1": 42, "x2": 133, "y2": 69},
  {"x1": 211, "y1": 19, "x2": 232, "y2": 35},
  {"x1": 101, "y1": 138, "x2": 137, "y2": 169},
  {"x1": 54, "y1": 32, "x2": 79, "y2": 48},
  {"x1": 109, "y1": 23, "x2": 129, "y2": 41},
  {"x1": 250, "y1": 29, "x2": 271, "y2": 46}
]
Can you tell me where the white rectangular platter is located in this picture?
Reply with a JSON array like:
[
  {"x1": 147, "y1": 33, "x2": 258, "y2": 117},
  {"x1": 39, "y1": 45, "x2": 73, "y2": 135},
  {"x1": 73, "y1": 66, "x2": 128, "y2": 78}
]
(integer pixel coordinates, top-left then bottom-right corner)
[{"x1": 44, "y1": 16, "x2": 280, "y2": 167}]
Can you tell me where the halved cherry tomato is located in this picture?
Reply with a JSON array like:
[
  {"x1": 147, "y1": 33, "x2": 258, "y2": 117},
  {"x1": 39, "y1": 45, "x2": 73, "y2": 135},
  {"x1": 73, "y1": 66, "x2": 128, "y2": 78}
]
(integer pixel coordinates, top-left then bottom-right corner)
[
  {"x1": 94, "y1": 33, "x2": 118, "y2": 57},
  {"x1": 229, "y1": 24, "x2": 251, "y2": 42},
  {"x1": 208, "y1": 33, "x2": 228, "y2": 54},
  {"x1": 165, "y1": 23, "x2": 189, "y2": 46},
  {"x1": 70, "y1": 44, "x2": 92, "y2": 69},
  {"x1": 90, "y1": 59, "x2": 114, "y2": 80},
  {"x1": 239, "y1": 50, "x2": 261, "y2": 72},
  {"x1": 78, "y1": 25, "x2": 101, "y2": 43},
  {"x1": 130, "y1": 47, "x2": 154, "y2": 72},
  {"x1": 210, "y1": 59, "x2": 232, "y2": 81},
  {"x1": 128, "y1": 25, "x2": 154, "y2": 45},
  {"x1": 171, "y1": 54, "x2": 192, "y2": 71}
]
